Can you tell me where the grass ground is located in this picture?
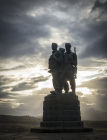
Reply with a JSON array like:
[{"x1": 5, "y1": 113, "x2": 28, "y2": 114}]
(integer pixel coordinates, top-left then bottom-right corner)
[{"x1": 0, "y1": 115, "x2": 107, "y2": 140}]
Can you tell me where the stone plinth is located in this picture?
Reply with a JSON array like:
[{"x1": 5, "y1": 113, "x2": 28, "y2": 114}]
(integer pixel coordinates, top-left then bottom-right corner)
[{"x1": 40, "y1": 93, "x2": 83, "y2": 128}]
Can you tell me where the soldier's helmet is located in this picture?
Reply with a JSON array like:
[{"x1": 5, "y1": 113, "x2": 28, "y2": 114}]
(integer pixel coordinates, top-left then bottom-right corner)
[
  {"x1": 51, "y1": 43, "x2": 58, "y2": 51},
  {"x1": 59, "y1": 48, "x2": 65, "y2": 53},
  {"x1": 65, "y1": 43, "x2": 71, "y2": 50}
]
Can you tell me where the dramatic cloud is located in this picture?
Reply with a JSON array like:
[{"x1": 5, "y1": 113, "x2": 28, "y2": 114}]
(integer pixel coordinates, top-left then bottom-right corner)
[
  {"x1": 80, "y1": 21, "x2": 107, "y2": 58},
  {"x1": 11, "y1": 76, "x2": 49, "y2": 91},
  {"x1": 0, "y1": 0, "x2": 51, "y2": 58},
  {"x1": 0, "y1": 0, "x2": 107, "y2": 120},
  {"x1": 0, "y1": 88, "x2": 50, "y2": 116},
  {"x1": 80, "y1": 77, "x2": 107, "y2": 90},
  {"x1": 78, "y1": 76, "x2": 107, "y2": 120},
  {"x1": 91, "y1": 0, "x2": 107, "y2": 14}
]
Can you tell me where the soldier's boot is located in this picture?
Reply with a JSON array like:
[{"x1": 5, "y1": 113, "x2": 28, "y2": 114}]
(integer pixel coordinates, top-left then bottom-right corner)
[
  {"x1": 52, "y1": 78, "x2": 60, "y2": 94},
  {"x1": 55, "y1": 89, "x2": 62, "y2": 94}
]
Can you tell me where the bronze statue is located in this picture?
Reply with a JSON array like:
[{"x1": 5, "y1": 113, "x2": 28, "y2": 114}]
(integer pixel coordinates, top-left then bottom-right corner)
[
  {"x1": 48, "y1": 43, "x2": 62, "y2": 94},
  {"x1": 48, "y1": 42, "x2": 77, "y2": 94},
  {"x1": 58, "y1": 48, "x2": 69, "y2": 93},
  {"x1": 64, "y1": 43, "x2": 77, "y2": 94}
]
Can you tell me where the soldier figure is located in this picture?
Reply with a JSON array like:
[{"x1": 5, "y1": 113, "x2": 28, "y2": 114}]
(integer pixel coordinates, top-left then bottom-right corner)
[
  {"x1": 48, "y1": 43, "x2": 77, "y2": 94},
  {"x1": 59, "y1": 48, "x2": 69, "y2": 93},
  {"x1": 48, "y1": 43, "x2": 62, "y2": 94},
  {"x1": 64, "y1": 43, "x2": 77, "y2": 94}
]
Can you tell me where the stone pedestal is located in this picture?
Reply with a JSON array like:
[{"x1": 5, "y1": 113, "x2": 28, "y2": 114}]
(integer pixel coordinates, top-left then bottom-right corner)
[
  {"x1": 40, "y1": 92, "x2": 83, "y2": 128},
  {"x1": 31, "y1": 92, "x2": 93, "y2": 132}
]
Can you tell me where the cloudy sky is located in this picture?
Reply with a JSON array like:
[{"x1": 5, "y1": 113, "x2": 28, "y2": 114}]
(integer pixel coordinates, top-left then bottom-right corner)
[{"x1": 0, "y1": 0, "x2": 107, "y2": 120}]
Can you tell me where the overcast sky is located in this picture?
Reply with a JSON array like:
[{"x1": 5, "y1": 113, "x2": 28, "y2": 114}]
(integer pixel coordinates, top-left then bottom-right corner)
[{"x1": 0, "y1": 0, "x2": 107, "y2": 120}]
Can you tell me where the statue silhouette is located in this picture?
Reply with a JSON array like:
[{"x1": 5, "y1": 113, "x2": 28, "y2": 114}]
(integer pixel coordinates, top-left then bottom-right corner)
[{"x1": 48, "y1": 43, "x2": 77, "y2": 94}]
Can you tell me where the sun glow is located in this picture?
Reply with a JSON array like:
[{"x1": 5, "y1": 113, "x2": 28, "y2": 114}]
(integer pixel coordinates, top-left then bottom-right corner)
[
  {"x1": 0, "y1": 58, "x2": 101, "y2": 97},
  {"x1": 36, "y1": 69, "x2": 98, "y2": 94},
  {"x1": 12, "y1": 90, "x2": 34, "y2": 96},
  {"x1": 76, "y1": 69, "x2": 99, "y2": 86},
  {"x1": 38, "y1": 27, "x2": 71, "y2": 48},
  {"x1": 36, "y1": 77, "x2": 53, "y2": 90},
  {"x1": 76, "y1": 87, "x2": 92, "y2": 96}
]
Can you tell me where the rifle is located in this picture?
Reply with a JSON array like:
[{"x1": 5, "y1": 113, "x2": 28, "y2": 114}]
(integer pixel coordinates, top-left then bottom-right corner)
[
  {"x1": 73, "y1": 47, "x2": 77, "y2": 79},
  {"x1": 74, "y1": 47, "x2": 76, "y2": 54}
]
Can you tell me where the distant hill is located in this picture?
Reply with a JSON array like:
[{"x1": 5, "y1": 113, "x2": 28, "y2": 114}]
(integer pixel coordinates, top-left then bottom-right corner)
[
  {"x1": 0, "y1": 115, "x2": 42, "y2": 133},
  {"x1": 0, "y1": 115, "x2": 42, "y2": 124},
  {"x1": 0, "y1": 115, "x2": 107, "y2": 133}
]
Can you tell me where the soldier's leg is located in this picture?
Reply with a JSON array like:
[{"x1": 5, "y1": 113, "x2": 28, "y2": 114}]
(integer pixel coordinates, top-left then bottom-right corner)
[
  {"x1": 57, "y1": 72, "x2": 63, "y2": 93},
  {"x1": 70, "y1": 77, "x2": 76, "y2": 94},
  {"x1": 52, "y1": 78, "x2": 57, "y2": 90},
  {"x1": 74, "y1": 66, "x2": 77, "y2": 79},
  {"x1": 52, "y1": 72, "x2": 58, "y2": 90},
  {"x1": 52, "y1": 72, "x2": 62, "y2": 94},
  {"x1": 64, "y1": 81, "x2": 69, "y2": 93}
]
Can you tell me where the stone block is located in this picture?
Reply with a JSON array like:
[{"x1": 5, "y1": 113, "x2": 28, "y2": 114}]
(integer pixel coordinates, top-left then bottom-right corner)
[
  {"x1": 41, "y1": 93, "x2": 83, "y2": 128},
  {"x1": 40, "y1": 121, "x2": 84, "y2": 128}
]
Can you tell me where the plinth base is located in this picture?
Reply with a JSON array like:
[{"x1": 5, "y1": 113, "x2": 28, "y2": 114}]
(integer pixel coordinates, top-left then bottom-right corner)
[
  {"x1": 31, "y1": 93, "x2": 93, "y2": 133},
  {"x1": 41, "y1": 121, "x2": 84, "y2": 127},
  {"x1": 31, "y1": 127, "x2": 93, "y2": 133}
]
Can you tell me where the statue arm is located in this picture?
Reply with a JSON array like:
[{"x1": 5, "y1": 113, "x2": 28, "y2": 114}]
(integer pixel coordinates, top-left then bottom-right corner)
[
  {"x1": 48, "y1": 56, "x2": 54, "y2": 69},
  {"x1": 48, "y1": 56, "x2": 51, "y2": 69},
  {"x1": 48, "y1": 55, "x2": 57, "y2": 71}
]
